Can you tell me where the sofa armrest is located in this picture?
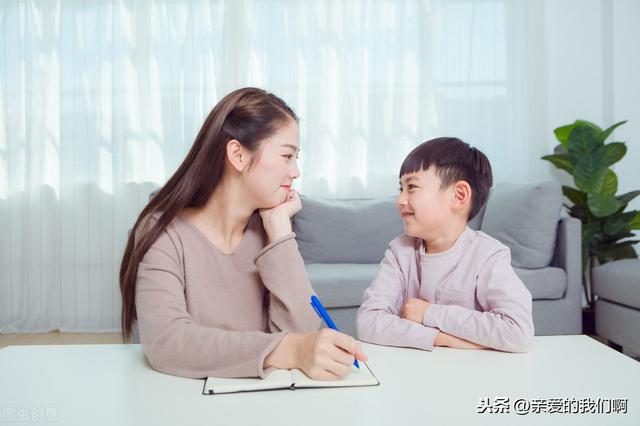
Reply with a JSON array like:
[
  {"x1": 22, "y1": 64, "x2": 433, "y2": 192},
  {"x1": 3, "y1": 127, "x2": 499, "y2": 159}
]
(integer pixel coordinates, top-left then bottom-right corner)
[{"x1": 551, "y1": 216, "x2": 582, "y2": 300}]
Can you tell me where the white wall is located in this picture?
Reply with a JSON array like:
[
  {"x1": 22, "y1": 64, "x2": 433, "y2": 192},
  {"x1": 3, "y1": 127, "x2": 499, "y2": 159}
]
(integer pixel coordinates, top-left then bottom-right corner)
[
  {"x1": 611, "y1": 0, "x2": 640, "y2": 218},
  {"x1": 541, "y1": 0, "x2": 640, "y2": 244},
  {"x1": 543, "y1": 0, "x2": 605, "y2": 132}
]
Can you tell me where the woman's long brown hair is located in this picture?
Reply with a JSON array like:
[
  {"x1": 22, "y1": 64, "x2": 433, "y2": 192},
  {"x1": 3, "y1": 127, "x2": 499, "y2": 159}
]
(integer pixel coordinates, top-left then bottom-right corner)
[{"x1": 119, "y1": 87, "x2": 298, "y2": 341}]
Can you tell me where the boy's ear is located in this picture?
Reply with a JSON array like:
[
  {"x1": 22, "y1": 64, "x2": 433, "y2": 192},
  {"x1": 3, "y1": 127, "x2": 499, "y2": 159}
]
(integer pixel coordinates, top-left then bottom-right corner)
[
  {"x1": 452, "y1": 180, "x2": 472, "y2": 212},
  {"x1": 226, "y1": 139, "x2": 248, "y2": 172}
]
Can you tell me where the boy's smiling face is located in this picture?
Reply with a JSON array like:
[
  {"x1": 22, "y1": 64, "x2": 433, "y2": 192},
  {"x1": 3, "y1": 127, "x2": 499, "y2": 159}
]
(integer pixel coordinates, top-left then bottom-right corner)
[{"x1": 397, "y1": 166, "x2": 457, "y2": 241}]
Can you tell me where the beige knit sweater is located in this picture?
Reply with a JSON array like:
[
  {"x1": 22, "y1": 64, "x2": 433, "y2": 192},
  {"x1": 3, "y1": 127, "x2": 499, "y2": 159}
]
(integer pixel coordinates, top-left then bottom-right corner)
[{"x1": 134, "y1": 212, "x2": 320, "y2": 379}]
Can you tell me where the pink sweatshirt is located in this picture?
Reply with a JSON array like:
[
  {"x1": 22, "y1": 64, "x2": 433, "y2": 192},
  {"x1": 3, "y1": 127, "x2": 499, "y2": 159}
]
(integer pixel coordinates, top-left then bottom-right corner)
[{"x1": 357, "y1": 227, "x2": 534, "y2": 353}]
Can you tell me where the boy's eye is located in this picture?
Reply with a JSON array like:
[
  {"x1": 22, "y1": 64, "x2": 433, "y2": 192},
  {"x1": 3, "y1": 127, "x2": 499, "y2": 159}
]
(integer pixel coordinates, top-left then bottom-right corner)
[
  {"x1": 398, "y1": 184, "x2": 417, "y2": 192},
  {"x1": 283, "y1": 154, "x2": 300, "y2": 160}
]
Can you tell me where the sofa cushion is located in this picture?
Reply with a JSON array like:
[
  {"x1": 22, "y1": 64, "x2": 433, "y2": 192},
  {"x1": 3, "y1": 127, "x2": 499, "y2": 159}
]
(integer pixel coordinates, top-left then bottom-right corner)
[
  {"x1": 593, "y1": 259, "x2": 640, "y2": 310},
  {"x1": 305, "y1": 263, "x2": 379, "y2": 307},
  {"x1": 293, "y1": 196, "x2": 404, "y2": 263},
  {"x1": 307, "y1": 263, "x2": 565, "y2": 309},
  {"x1": 513, "y1": 266, "x2": 567, "y2": 300},
  {"x1": 468, "y1": 201, "x2": 486, "y2": 230},
  {"x1": 481, "y1": 181, "x2": 562, "y2": 269}
]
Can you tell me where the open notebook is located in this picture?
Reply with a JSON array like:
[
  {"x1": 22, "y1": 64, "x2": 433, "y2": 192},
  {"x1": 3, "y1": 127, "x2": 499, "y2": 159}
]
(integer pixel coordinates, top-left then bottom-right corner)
[{"x1": 203, "y1": 362, "x2": 379, "y2": 395}]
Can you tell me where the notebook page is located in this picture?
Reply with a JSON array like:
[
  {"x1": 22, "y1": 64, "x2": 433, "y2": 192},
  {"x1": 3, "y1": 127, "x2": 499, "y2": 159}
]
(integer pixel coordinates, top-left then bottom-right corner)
[
  {"x1": 204, "y1": 369, "x2": 294, "y2": 394},
  {"x1": 290, "y1": 362, "x2": 378, "y2": 388}
]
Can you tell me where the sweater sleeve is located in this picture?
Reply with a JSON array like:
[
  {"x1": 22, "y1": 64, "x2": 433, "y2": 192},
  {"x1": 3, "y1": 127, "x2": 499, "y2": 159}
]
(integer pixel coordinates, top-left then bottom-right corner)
[
  {"x1": 135, "y1": 231, "x2": 287, "y2": 379},
  {"x1": 357, "y1": 246, "x2": 439, "y2": 350},
  {"x1": 254, "y1": 233, "x2": 321, "y2": 333},
  {"x1": 422, "y1": 247, "x2": 535, "y2": 352}
]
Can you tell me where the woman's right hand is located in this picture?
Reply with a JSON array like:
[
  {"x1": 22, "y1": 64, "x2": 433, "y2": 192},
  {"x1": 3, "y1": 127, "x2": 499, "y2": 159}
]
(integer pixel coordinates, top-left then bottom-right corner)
[
  {"x1": 265, "y1": 329, "x2": 368, "y2": 380},
  {"x1": 294, "y1": 329, "x2": 368, "y2": 380}
]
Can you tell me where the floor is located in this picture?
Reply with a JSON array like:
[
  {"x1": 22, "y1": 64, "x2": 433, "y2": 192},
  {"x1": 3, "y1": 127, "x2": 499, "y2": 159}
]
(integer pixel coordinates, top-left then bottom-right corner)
[
  {"x1": 0, "y1": 331, "x2": 123, "y2": 349},
  {"x1": 0, "y1": 332, "x2": 637, "y2": 362}
]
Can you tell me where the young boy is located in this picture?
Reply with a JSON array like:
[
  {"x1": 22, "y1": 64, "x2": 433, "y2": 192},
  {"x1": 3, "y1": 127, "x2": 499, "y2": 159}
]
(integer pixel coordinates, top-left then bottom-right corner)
[{"x1": 357, "y1": 137, "x2": 534, "y2": 352}]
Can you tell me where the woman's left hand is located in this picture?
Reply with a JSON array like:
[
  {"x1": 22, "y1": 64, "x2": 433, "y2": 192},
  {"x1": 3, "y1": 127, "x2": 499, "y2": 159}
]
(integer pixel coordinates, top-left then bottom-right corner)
[{"x1": 259, "y1": 189, "x2": 302, "y2": 242}]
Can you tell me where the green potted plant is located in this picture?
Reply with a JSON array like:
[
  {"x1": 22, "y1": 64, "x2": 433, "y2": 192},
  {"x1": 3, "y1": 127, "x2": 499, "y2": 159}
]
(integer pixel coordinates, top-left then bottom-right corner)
[{"x1": 541, "y1": 120, "x2": 640, "y2": 330}]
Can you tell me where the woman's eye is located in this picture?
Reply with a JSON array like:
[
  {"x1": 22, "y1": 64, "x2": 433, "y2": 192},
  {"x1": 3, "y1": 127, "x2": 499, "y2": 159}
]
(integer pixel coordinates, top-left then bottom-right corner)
[{"x1": 283, "y1": 155, "x2": 293, "y2": 160}]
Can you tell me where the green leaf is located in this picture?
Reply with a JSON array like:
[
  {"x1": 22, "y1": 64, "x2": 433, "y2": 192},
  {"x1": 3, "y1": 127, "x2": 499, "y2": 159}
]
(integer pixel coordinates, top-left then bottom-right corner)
[
  {"x1": 570, "y1": 201, "x2": 598, "y2": 222},
  {"x1": 569, "y1": 204, "x2": 592, "y2": 222},
  {"x1": 582, "y1": 222, "x2": 601, "y2": 241},
  {"x1": 562, "y1": 185, "x2": 586, "y2": 206},
  {"x1": 603, "y1": 211, "x2": 637, "y2": 235},
  {"x1": 554, "y1": 124, "x2": 574, "y2": 147},
  {"x1": 575, "y1": 120, "x2": 603, "y2": 132},
  {"x1": 614, "y1": 245, "x2": 638, "y2": 260},
  {"x1": 553, "y1": 144, "x2": 568, "y2": 154},
  {"x1": 603, "y1": 142, "x2": 627, "y2": 166},
  {"x1": 546, "y1": 119, "x2": 638, "y2": 270},
  {"x1": 600, "y1": 120, "x2": 627, "y2": 143},
  {"x1": 542, "y1": 153, "x2": 574, "y2": 174},
  {"x1": 601, "y1": 170, "x2": 618, "y2": 195},
  {"x1": 568, "y1": 125, "x2": 602, "y2": 156},
  {"x1": 629, "y1": 212, "x2": 640, "y2": 230},
  {"x1": 597, "y1": 230, "x2": 636, "y2": 245},
  {"x1": 582, "y1": 222, "x2": 601, "y2": 270},
  {"x1": 587, "y1": 193, "x2": 623, "y2": 217},
  {"x1": 605, "y1": 241, "x2": 639, "y2": 262},
  {"x1": 616, "y1": 190, "x2": 640, "y2": 206},
  {"x1": 573, "y1": 151, "x2": 607, "y2": 192}
]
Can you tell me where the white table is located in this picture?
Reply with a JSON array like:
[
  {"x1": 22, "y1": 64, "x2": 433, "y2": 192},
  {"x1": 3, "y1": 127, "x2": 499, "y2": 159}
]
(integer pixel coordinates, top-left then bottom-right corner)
[{"x1": 0, "y1": 335, "x2": 638, "y2": 425}]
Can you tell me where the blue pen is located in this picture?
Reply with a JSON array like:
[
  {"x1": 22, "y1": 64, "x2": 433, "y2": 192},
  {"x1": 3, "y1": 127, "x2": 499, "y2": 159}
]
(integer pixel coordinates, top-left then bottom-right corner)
[{"x1": 310, "y1": 295, "x2": 360, "y2": 368}]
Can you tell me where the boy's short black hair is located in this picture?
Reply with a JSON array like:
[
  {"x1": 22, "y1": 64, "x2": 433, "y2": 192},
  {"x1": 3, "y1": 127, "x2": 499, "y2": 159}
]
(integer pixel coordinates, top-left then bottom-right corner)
[{"x1": 399, "y1": 137, "x2": 493, "y2": 221}]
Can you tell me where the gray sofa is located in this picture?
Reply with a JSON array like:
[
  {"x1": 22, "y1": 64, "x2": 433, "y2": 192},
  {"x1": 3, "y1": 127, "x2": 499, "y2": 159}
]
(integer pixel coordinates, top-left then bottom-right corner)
[
  {"x1": 593, "y1": 259, "x2": 640, "y2": 355},
  {"x1": 293, "y1": 181, "x2": 583, "y2": 338}
]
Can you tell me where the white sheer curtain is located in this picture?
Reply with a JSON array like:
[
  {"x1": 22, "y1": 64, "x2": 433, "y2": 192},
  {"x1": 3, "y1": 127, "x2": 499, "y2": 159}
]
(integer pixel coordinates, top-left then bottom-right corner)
[{"x1": 0, "y1": 0, "x2": 541, "y2": 332}]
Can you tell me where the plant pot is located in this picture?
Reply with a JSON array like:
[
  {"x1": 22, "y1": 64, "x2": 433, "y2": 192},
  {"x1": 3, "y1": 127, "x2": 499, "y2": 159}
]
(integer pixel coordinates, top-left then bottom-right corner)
[{"x1": 582, "y1": 306, "x2": 596, "y2": 335}]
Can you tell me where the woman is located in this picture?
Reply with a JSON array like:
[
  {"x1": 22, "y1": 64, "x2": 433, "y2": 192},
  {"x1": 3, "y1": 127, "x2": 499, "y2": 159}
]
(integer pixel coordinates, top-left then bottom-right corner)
[{"x1": 120, "y1": 87, "x2": 367, "y2": 380}]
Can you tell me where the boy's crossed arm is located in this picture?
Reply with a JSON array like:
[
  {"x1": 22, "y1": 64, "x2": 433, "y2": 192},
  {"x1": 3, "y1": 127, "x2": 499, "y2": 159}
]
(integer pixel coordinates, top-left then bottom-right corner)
[
  {"x1": 401, "y1": 249, "x2": 534, "y2": 353},
  {"x1": 357, "y1": 246, "x2": 483, "y2": 351},
  {"x1": 401, "y1": 298, "x2": 486, "y2": 350}
]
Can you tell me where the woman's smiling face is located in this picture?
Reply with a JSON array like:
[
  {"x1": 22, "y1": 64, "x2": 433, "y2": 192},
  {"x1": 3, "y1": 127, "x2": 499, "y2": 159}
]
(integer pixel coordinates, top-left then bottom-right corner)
[{"x1": 242, "y1": 118, "x2": 301, "y2": 208}]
